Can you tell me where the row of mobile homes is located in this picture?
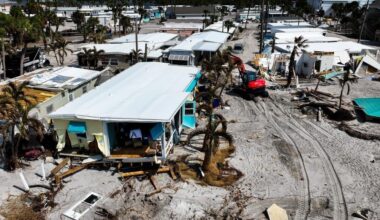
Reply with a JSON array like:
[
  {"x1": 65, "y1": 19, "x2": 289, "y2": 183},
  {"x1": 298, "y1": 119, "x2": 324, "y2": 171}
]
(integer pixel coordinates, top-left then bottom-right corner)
[
  {"x1": 80, "y1": 33, "x2": 179, "y2": 70},
  {"x1": 0, "y1": 67, "x2": 109, "y2": 127},
  {"x1": 167, "y1": 31, "x2": 230, "y2": 65},
  {"x1": 49, "y1": 62, "x2": 201, "y2": 164},
  {"x1": 275, "y1": 41, "x2": 374, "y2": 77},
  {"x1": 160, "y1": 22, "x2": 203, "y2": 37}
]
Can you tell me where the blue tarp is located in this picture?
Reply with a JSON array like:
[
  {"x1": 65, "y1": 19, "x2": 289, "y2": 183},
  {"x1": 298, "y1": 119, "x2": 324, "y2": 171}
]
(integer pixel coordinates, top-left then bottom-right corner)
[{"x1": 67, "y1": 121, "x2": 87, "y2": 134}]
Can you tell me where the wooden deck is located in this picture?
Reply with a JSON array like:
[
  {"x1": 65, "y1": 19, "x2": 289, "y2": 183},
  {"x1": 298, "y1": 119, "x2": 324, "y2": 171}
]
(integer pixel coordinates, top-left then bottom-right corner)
[{"x1": 108, "y1": 146, "x2": 157, "y2": 159}]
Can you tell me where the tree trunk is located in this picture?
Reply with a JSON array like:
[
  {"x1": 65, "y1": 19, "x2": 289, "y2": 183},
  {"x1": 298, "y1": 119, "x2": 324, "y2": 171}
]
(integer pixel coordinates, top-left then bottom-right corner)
[
  {"x1": 19, "y1": 42, "x2": 28, "y2": 75},
  {"x1": 2, "y1": 37, "x2": 6, "y2": 80},
  {"x1": 339, "y1": 82, "x2": 346, "y2": 109},
  {"x1": 286, "y1": 49, "x2": 296, "y2": 87}
]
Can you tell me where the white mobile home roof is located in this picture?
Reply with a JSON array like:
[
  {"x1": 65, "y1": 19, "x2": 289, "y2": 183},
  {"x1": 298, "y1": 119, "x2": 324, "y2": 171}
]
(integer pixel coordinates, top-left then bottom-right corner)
[
  {"x1": 274, "y1": 28, "x2": 326, "y2": 34},
  {"x1": 171, "y1": 31, "x2": 229, "y2": 52},
  {"x1": 82, "y1": 43, "x2": 153, "y2": 55},
  {"x1": 108, "y1": 33, "x2": 178, "y2": 46},
  {"x1": 274, "y1": 32, "x2": 342, "y2": 44},
  {"x1": 268, "y1": 22, "x2": 312, "y2": 28},
  {"x1": 25, "y1": 67, "x2": 102, "y2": 90},
  {"x1": 204, "y1": 21, "x2": 238, "y2": 35},
  {"x1": 50, "y1": 62, "x2": 200, "y2": 122},
  {"x1": 276, "y1": 41, "x2": 373, "y2": 54},
  {"x1": 161, "y1": 22, "x2": 203, "y2": 30}
]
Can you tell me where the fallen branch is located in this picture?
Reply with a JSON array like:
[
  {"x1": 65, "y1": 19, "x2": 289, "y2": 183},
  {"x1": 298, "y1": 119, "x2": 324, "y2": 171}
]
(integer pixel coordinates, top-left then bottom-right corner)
[
  {"x1": 337, "y1": 123, "x2": 380, "y2": 141},
  {"x1": 299, "y1": 101, "x2": 337, "y2": 109}
]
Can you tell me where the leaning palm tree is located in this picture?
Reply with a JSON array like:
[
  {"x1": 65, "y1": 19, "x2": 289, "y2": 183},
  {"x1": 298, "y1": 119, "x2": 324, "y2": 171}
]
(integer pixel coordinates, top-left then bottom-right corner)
[
  {"x1": 0, "y1": 81, "x2": 44, "y2": 171},
  {"x1": 286, "y1": 36, "x2": 308, "y2": 88}
]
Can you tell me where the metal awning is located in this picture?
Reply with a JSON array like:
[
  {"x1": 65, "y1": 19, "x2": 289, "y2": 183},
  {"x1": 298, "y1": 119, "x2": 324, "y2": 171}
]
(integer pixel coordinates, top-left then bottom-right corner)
[{"x1": 168, "y1": 54, "x2": 190, "y2": 61}]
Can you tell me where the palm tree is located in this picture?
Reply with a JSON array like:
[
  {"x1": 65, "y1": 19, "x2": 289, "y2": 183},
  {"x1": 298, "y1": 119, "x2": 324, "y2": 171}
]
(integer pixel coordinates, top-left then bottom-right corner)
[
  {"x1": 286, "y1": 36, "x2": 308, "y2": 88},
  {"x1": 89, "y1": 25, "x2": 108, "y2": 44},
  {"x1": 224, "y1": 20, "x2": 235, "y2": 33},
  {"x1": 56, "y1": 37, "x2": 73, "y2": 65},
  {"x1": 130, "y1": 49, "x2": 143, "y2": 64},
  {"x1": 203, "y1": 9, "x2": 209, "y2": 19},
  {"x1": 119, "y1": 15, "x2": 133, "y2": 35},
  {"x1": 78, "y1": 47, "x2": 93, "y2": 69},
  {"x1": 0, "y1": 81, "x2": 44, "y2": 171},
  {"x1": 71, "y1": 10, "x2": 85, "y2": 31},
  {"x1": 137, "y1": 7, "x2": 147, "y2": 24},
  {"x1": 186, "y1": 51, "x2": 235, "y2": 172},
  {"x1": 107, "y1": 0, "x2": 123, "y2": 34},
  {"x1": 202, "y1": 18, "x2": 209, "y2": 30},
  {"x1": 338, "y1": 61, "x2": 357, "y2": 108},
  {"x1": 209, "y1": 15, "x2": 218, "y2": 24},
  {"x1": 90, "y1": 47, "x2": 105, "y2": 69}
]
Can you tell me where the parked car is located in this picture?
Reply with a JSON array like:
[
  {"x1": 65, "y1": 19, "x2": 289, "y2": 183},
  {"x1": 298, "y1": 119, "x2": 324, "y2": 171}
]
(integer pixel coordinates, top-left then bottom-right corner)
[{"x1": 232, "y1": 43, "x2": 244, "y2": 54}]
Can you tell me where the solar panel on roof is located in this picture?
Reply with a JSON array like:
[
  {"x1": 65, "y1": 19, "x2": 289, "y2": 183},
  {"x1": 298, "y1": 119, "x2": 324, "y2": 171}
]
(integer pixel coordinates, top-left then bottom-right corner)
[
  {"x1": 49, "y1": 75, "x2": 73, "y2": 84},
  {"x1": 70, "y1": 78, "x2": 86, "y2": 85}
]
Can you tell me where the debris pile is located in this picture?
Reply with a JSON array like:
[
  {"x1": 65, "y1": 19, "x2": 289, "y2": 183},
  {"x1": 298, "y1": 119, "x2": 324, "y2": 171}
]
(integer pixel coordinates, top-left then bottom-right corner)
[{"x1": 294, "y1": 88, "x2": 356, "y2": 121}]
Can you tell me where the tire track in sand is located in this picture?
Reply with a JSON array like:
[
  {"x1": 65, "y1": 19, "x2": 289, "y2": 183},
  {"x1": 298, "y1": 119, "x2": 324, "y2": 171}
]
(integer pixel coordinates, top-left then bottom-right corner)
[
  {"x1": 268, "y1": 101, "x2": 348, "y2": 220},
  {"x1": 250, "y1": 100, "x2": 311, "y2": 220}
]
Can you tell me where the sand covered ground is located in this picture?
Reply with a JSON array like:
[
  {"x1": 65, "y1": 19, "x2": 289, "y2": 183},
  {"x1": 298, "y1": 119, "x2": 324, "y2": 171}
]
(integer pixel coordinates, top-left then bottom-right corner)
[{"x1": 0, "y1": 22, "x2": 379, "y2": 220}]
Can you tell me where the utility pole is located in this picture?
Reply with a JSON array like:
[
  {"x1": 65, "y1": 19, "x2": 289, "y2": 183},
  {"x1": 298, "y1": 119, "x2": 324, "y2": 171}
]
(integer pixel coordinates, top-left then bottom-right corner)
[
  {"x1": 264, "y1": 0, "x2": 269, "y2": 36},
  {"x1": 358, "y1": 0, "x2": 370, "y2": 43},
  {"x1": 245, "y1": 1, "x2": 251, "y2": 29},
  {"x1": 134, "y1": 18, "x2": 139, "y2": 63},
  {"x1": 259, "y1": 0, "x2": 264, "y2": 53}
]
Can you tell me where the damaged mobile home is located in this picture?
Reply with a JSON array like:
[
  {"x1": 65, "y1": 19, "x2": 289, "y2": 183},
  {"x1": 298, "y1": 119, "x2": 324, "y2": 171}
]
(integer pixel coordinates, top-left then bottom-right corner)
[
  {"x1": 0, "y1": 67, "x2": 109, "y2": 127},
  {"x1": 49, "y1": 62, "x2": 200, "y2": 164}
]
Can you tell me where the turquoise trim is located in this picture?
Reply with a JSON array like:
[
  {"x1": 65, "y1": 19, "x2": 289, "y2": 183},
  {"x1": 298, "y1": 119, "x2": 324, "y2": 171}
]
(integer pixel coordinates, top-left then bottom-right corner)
[
  {"x1": 182, "y1": 101, "x2": 196, "y2": 129},
  {"x1": 322, "y1": 71, "x2": 345, "y2": 80},
  {"x1": 67, "y1": 121, "x2": 86, "y2": 134},
  {"x1": 185, "y1": 71, "x2": 202, "y2": 92},
  {"x1": 150, "y1": 123, "x2": 164, "y2": 140}
]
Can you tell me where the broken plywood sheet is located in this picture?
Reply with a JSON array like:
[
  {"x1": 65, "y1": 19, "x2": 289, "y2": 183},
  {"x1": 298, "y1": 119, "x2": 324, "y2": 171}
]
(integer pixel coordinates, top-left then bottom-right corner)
[{"x1": 267, "y1": 204, "x2": 288, "y2": 220}]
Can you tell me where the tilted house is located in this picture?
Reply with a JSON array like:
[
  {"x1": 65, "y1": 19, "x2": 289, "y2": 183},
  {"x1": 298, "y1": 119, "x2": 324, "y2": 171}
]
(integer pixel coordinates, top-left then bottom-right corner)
[{"x1": 49, "y1": 62, "x2": 201, "y2": 164}]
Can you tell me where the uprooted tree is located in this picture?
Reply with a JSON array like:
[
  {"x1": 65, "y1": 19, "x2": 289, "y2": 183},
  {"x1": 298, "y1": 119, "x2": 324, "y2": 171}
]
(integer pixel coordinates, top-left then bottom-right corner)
[{"x1": 187, "y1": 51, "x2": 235, "y2": 172}]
